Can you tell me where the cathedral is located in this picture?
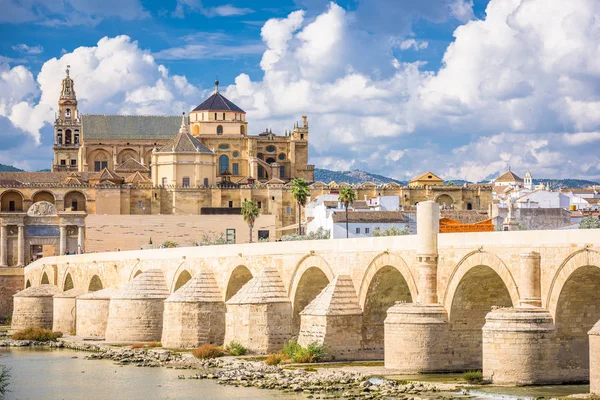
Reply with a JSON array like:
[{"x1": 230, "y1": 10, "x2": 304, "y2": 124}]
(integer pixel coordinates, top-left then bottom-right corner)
[
  {"x1": 52, "y1": 67, "x2": 314, "y2": 185},
  {"x1": 0, "y1": 67, "x2": 492, "y2": 265}
]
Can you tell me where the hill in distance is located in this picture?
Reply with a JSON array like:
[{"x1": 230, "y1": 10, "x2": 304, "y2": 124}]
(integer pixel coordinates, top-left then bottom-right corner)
[
  {"x1": 0, "y1": 164, "x2": 24, "y2": 172},
  {"x1": 314, "y1": 168, "x2": 406, "y2": 185},
  {"x1": 315, "y1": 168, "x2": 599, "y2": 189},
  {"x1": 0, "y1": 164, "x2": 596, "y2": 189}
]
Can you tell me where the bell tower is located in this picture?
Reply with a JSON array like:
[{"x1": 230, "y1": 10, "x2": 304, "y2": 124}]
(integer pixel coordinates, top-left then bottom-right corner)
[{"x1": 53, "y1": 65, "x2": 82, "y2": 172}]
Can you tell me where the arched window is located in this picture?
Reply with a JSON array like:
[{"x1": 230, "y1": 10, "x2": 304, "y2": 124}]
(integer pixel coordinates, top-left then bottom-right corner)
[
  {"x1": 219, "y1": 154, "x2": 229, "y2": 174},
  {"x1": 240, "y1": 125, "x2": 245, "y2": 135},
  {"x1": 65, "y1": 109, "x2": 71, "y2": 118},
  {"x1": 65, "y1": 129, "x2": 72, "y2": 145},
  {"x1": 222, "y1": 112, "x2": 226, "y2": 120},
  {"x1": 467, "y1": 202, "x2": 473, "y2": 210},
  {"x1": 217, "y1": 125, "x2": 223, "y2": 135},
  {"x1": 214, "y1": 112, "x2": 217, "y2": 120}
]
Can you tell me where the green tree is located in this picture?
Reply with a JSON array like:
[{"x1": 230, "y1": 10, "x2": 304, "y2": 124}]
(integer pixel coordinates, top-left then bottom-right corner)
[
  {"x1": 291, "y1": 178, "x2": 310, "y2": 235},
  {"x1": 372, "y1": 226, "x2": 409, "y2": 236},
  {"x1": 241, "y1": 199, "x2": 260, "y2": 243},
  {"x1": 579, "y1": 215, "x2": 600, "y2": 229},
  {"x1": 338, "y1": 187, "x2": 356, "y2": 239}
]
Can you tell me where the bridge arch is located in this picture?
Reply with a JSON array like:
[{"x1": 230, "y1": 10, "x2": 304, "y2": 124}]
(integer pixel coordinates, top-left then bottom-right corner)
[
  {"x1": 88, "y1": 275, "x2": 103, "y2": 292},
  {"x1": 547, "y1": 249, "x2": 600, "y2": 381},
  {"x1": 547, "y1": 249, "x2": 600, "y2": 318},
  {"x1": 39, "y1": 264, "x2": 57, "y2": 286},
  {"x1": 444, "y1": 250, "x2": 517, "y2": 370},
  {"x1": 288, "y1": 255, "x2": 335, "y2": 305},
  {"x1": 225, "y1": 265, "x2": 253, "y2": 301},
  {"x1": 443, "y1": 250, "x2": 519, "y2": 315},
  {"x1": 359, "y1": 252, "x2": 416, "y2": 357},
  {"x1": 358, "y1": 252, "x2": 417, "y2": 309},
  {"x1": 127, "y1": 262, "x2": 144, "y2": 281},
  {"x1": 172, "y1": 264, "x2": 192, "y2": 293},
  {"x1": 288, "y1": 254, "x2": 335, "y2": 333},
  {"x1": 63, "y1": 272, "x2": 74, "y2": 291}
]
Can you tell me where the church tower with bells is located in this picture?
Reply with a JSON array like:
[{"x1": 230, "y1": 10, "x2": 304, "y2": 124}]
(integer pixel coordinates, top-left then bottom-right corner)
[{"x1": 53, "y1": 65, "x2": 82, "y2": 172}]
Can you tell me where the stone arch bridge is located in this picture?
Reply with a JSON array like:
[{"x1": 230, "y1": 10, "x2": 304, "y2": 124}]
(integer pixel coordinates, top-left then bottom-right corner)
[{"x1": 18, "y1": 202, "x2": 600, "y2": 389}]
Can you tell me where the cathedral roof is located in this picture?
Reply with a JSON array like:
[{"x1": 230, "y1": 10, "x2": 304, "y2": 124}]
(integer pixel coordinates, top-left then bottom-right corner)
[
  {"x1": 90, "y1": 168, "x2": 124, "y2": 184},
  {"x1": 124, "y1": 171, "x2": 151, "y2": 184},
  {"x1": 192, "y1": 92, "x2": 245, "y2": 113},
  {"x1": 81, "y1": 115, "x2": 180, "y2": 140},
  {"x1": 156, "y1": 129, "x2": 214, "y2": 154},
  {"x1": 495, "y1": 170, "x2": 524, "y2": 183},
  {"x1": 115, "y1": 158, "x2": 150, "y2": 173}
]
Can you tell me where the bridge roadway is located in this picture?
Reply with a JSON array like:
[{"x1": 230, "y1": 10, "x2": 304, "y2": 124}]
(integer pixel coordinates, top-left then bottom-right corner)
[{"x1": 18, "y1": 202, "x2": 600, "y2": 389}]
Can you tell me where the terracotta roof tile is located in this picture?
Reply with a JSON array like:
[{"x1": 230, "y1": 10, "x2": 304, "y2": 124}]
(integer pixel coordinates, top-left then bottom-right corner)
[{"x1": 82, "y1": 115, "x2": 180, "y2": 140}]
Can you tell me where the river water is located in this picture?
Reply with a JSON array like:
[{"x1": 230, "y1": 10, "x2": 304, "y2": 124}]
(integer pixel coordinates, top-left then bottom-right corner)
[
  {"x1": 0, "y1": 348, "x2": 304, "y2": 400},
  {"x1": 0, "y1": 348, "x2": 592, "y2": 400}
]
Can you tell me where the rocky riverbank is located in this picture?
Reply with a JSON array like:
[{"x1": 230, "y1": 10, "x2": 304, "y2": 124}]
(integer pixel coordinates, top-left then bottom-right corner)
[{"x1": 0, "y1": 339, "x2": 453, "y2": 399}]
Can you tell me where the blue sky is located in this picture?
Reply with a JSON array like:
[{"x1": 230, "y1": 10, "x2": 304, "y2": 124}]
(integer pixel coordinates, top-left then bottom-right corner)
[{"x1": 1, "y1": 0, "x2": 600, "y2": 181}]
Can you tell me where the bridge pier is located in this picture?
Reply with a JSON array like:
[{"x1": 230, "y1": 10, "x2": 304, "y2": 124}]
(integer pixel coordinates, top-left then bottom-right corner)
[
  {"x1": 483, "y1": 251, "x2": 556, "y2": 384},
  {"x1": 297, "y1": 275, "x2": 363, "y2": 361},
  {"x1": 105, "y1": 269, "x2": 169, "y2": 342},
  {"x1": 161, "y1": 271, "x2": 225, "y2": 349},
  {"x1": 224, "y1": 269, "x2": 292, "y2": 354},
  {"x1": 385, "y1": 201, "x2": 452, "y2": 371},
  {"x1": 589, "y1": 321, "x2": 600, "y2": 395}
]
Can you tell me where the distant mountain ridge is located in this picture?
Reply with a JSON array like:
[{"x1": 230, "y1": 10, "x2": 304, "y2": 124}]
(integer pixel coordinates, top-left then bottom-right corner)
[
  {"x1": 315, "y1": 168, "x2": 599, "y2": 189},
  {"x1": 0, "y1": 164, "x2": 596, "y2": 189},
  {"x1": 314, "y1": 168, "x2": 406, "y2": 185},
  {"x1": 0, "y1": 164, "x2": 23, "y2": 172}
]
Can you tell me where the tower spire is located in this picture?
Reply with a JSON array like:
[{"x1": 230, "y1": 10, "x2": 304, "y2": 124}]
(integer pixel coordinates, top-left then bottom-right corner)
[
  {"x1": 179, "y1": 112, "x2": 189, "y2": 134},
  {"x1": 215, "y1": 79, "x2": 219, "y2": 93}
]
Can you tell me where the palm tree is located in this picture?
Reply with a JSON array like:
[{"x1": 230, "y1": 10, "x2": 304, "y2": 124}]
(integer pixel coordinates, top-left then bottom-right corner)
[
  {"x1": 338, "y1": 187, "x2": 356, "y2": 238},
  {"x1": 291, "y1": 178, "x2": 310, "y2": 235},
  {"x1": 241, "y1": 199, "x2": 260, "y2": 243}
]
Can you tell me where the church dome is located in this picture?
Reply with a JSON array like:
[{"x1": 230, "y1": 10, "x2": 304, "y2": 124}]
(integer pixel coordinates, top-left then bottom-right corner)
[{"x1": 191, "y1": 81, "x2": 244, "y2": 113}]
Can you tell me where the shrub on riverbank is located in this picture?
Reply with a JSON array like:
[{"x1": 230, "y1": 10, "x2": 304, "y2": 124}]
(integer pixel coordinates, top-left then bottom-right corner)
[
  {"x1": 282, "y1": 339, "x2": 326, "y2": 363},
  {"x1": 463, "y1": 370, "x2": 484, "y2": 384},
  {"x1": 12, "y1": 327, "x2": 62, "y2": 342},
  {"x1": 225, "y1": 341, "x2": 247, "y2": 356},
  {"x1": 265, "y1": 353, "x2": 286, "y2": 366},
  {"x1": 192, "y1": 344, "x2": 224, "y2": 359}
]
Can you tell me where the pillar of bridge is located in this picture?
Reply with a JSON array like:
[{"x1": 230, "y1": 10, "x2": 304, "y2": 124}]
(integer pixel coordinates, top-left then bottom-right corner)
[
  {"x1": 105, "y1": 269, "x2": 169, "y2": 342},
  {"x1": 53, "y1": 287, "x2": 85, "y2": 334},
  {"x1": 161, "y1": 271, "x2": 225, "y2": 349},
  {"x1": 224, "y1": 269, "x2": 292, "y2": 354},
  {"x1": 385, "y1": 201, "x2": 451, "y2": 371},
  {"x1": 482, "y1": 252, "x2": 556, "y2": 384},
  {"x1": 76, "y1": 287, "x2": 118, "y2": 339},
  {"x1": 11, "y1": 285, "x2": 62, "y2": 332},
  {"x1": 297, "y1": 275, "x2": 363, "y2": 361},
  {"x1": 589, "y1": 320, "x2": 600, "y2": 395}
]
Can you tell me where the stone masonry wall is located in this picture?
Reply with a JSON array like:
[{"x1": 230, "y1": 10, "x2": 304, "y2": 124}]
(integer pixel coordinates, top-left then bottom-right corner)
[
  {"x1": 85, "y1": 214, "x2": 276, "y2": 252},
  {"x1": 0, "y1": 270, "x2": 23, "y2": 319}
]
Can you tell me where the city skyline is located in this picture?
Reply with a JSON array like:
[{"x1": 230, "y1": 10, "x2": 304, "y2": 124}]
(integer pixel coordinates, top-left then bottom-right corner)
[{"x1": 1, "y1": 0, "x2": 599, "y2": 182}]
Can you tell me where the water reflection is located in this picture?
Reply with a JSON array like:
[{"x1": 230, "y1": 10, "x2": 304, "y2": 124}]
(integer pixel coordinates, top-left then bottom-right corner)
[{"x1": 0, "y1": 348, "x2": 304, "y2": 400}]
